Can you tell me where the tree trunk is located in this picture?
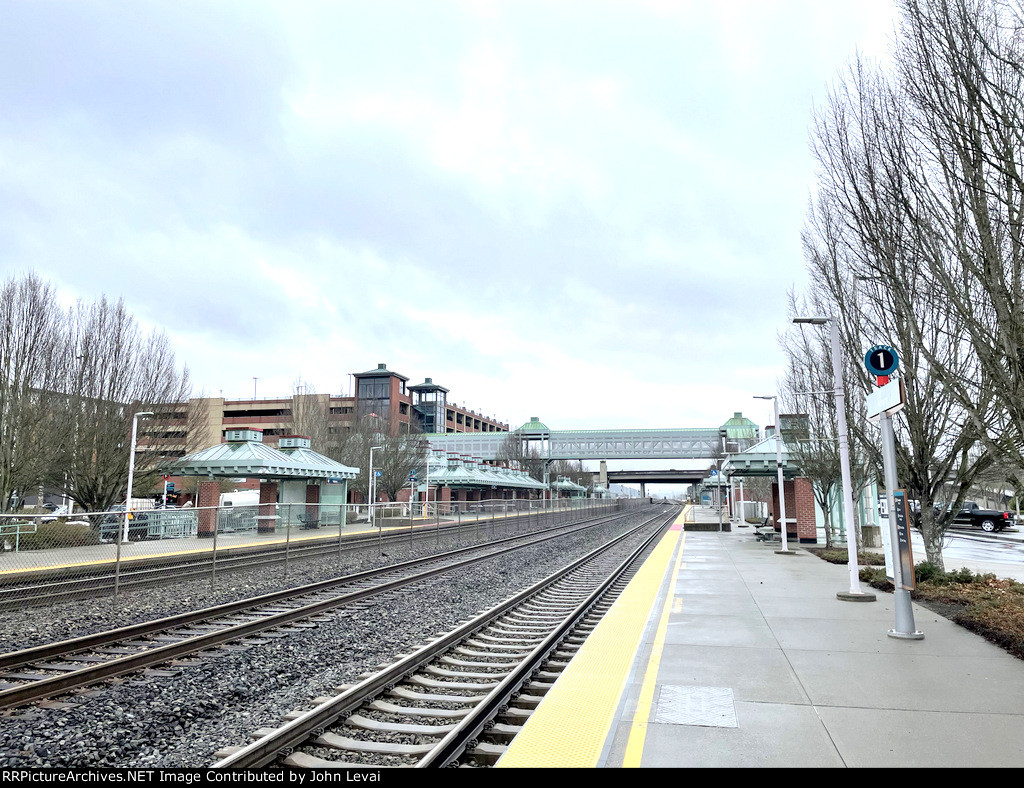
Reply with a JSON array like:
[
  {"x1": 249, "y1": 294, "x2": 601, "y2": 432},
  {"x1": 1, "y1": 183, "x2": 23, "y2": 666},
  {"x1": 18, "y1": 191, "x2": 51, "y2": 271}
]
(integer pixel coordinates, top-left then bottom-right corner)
[{"x1": 918, "y1": 508, "x2": 945, "y2": 572}]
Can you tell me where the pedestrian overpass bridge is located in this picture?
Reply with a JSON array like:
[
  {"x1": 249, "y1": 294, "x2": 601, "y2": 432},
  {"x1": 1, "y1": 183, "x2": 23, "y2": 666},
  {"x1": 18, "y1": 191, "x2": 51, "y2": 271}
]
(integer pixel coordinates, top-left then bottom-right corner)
[{"x1": 424, "y1": 414, "x2": 759, "y2": 463}]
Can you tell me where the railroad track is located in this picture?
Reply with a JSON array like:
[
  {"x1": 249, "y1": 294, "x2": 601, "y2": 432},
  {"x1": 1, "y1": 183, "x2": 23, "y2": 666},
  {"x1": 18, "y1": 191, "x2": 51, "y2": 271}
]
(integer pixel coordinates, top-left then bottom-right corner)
[
  {"x1": 0, "y1": 506, "x2": 595, "y2": 610},
  {"x1": 212, "y1": 506, "x2": 679, "y2": 769},
  {"x1": 0, "y1": 507, "x2": 645, "y2": 711}
]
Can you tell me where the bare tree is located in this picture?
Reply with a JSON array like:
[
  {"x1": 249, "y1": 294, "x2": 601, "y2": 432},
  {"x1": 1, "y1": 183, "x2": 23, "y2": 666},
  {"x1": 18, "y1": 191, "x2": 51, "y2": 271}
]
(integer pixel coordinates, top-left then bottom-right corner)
[
  {"x1": 289, "y1": 378, "x2": 332, "y2": 451},
  {"x1": 46, "y1": 297, "x2": 191, "y2": 513},
  {"x1": 375, "y1": 420, "x2": 426, "y2": 503},
  {"x1": 496, "y1": 432, "x2": 546, "y2": 481},
  {"x1": 802, "y1": 46, "x2": 995, "y2": 568},
  {"x1": 331, "y1": 414, "x2": 423, "y2": 503},
  {"x1": 740, "y1": 476, "x2": 772, "y2": 518},
  {"x1": 0, "y1": 273, "x2": 68, "y2": 511},
  {"x1": 548, "y1": 459, "x2": 591, "y2": 492},
  {"x1": 891, "y1": 0, "x2": 1024, "y2": 480}
]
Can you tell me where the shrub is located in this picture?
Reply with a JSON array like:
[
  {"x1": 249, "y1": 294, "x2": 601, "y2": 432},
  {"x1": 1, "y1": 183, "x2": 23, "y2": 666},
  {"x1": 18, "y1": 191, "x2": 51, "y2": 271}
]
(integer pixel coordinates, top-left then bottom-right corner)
[
  {"x1": 15, "y1": 521, "x2": 103, "y2": 550},
  {"x1": 811, "y1": 549, "x2": 886, "y2": 566},
  {"x1": 914, "y1": 561, "x2": 942, "y2": 583}
]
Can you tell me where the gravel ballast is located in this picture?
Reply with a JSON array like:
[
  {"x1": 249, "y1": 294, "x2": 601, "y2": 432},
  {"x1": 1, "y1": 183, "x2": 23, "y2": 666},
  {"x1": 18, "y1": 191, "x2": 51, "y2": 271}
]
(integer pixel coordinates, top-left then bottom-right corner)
[{"x1": 0, "y1": 507, "x2": 663, "y2": 768}]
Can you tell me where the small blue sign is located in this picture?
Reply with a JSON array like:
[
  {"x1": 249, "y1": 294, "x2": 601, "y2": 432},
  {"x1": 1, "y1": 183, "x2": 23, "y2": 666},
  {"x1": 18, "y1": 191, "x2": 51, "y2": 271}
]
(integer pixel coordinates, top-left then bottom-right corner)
[
  {"x1": 375, "y1": 470, "x2": 382, "y2": 478},
  {"x1": 865, "y1": 345, "x2": 899, "y2": 376}
]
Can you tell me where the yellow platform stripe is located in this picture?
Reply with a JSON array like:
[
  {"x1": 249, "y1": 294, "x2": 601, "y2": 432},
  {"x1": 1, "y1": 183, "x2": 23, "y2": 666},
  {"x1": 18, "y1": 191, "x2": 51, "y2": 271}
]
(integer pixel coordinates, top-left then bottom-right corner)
[
  {"x1": 622, "y1": 528, "x2": 687, "y2": 766},
  {"x1": 496, "y1": 522, "x2": 683, "y2": 768}
]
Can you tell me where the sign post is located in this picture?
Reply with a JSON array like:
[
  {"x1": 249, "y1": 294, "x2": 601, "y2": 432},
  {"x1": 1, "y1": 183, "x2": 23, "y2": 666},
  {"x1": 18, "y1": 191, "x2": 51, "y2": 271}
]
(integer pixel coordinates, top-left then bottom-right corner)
[{"x1": 865, "y1": 346, "x2": 922, "y2": 640}]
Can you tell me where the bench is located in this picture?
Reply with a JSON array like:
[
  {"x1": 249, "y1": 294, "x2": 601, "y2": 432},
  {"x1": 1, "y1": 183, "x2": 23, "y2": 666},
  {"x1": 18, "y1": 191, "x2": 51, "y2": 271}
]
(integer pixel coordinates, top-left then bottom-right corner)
[
  {"x1": 298, "y1": 513, "x2": 320, "y2": 530},
  {"x1": 754, "y1": 517, "x2": 778, "y2": 542}
]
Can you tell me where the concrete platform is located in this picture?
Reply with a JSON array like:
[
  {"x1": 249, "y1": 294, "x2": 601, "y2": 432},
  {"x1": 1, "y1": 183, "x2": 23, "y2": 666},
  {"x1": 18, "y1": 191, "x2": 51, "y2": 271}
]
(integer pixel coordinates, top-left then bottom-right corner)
[{"x1": 497, "y1": 505, "x2": 1024, "y2": 768}]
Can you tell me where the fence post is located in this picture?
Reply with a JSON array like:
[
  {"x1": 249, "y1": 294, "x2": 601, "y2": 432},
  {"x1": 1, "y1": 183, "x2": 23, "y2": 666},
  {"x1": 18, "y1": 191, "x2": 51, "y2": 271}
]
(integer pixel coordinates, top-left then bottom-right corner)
[
  {"x1": 338, "y1": 503, "x2": 344, "y2": 562},
  {"x1": 284, "y1": 503, "x2": 291, "y2": 577},
  {"x1": 113, "y1": 517, "x2": 123, "y2": 603},
  {"x1": 211, "y1": 511, "x2": 218, "y2": 587}
]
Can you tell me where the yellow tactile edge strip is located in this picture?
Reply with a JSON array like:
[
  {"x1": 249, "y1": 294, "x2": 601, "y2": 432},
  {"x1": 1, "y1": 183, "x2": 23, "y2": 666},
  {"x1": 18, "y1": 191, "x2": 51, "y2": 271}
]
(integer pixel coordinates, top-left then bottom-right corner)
[
  {"x1": 495, "y1": 509, "x2": 687, "y2": 768},
  {"x1": 622, "y1": 523, "x2": 688, "y2": 766}
]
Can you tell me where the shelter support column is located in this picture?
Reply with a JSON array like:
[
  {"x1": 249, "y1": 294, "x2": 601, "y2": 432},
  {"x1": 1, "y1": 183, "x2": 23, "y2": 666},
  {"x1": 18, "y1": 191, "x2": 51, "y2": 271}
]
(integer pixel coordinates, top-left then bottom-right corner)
[
  {"x1": 305, "y1": 483, "x2": 320, "y2": 527},
  {"x1": 259, "y1": 481, "x2": 278, "y2": 534},
  {"x1": 794, "y1": 477, "x2": 817, "y2": 543},
  {"x1": 197, "y1": 481, "x2": 219, "y2": 538},
  {"x1": 772, "y1": 478, "x2": 817, "y2": 542}
]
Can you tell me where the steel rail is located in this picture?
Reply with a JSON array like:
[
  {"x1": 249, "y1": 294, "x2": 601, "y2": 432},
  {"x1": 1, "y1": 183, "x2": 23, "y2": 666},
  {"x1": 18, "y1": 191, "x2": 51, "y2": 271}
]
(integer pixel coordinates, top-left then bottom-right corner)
[
  {"x1": 0, "y1": 510, "x2": 641, "y2": 708},
  {"x1": 211, "y1": 508, "x2": 676, "y2": 769},
  {"x1": 419, "y1": 508, "x2": 677, "y2": 767}
]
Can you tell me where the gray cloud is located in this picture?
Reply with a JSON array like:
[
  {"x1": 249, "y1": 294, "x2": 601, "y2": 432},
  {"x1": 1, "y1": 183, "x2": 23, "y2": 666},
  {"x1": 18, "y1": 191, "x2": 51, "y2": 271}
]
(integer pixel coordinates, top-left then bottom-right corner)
[{"x1": 0, "y1": 0, "x2": 898, "y2": 429}]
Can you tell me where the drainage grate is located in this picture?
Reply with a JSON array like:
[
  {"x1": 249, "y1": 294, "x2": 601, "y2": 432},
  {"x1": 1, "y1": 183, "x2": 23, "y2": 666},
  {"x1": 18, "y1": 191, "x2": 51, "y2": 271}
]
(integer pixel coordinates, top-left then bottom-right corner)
[{"x1": 654, "y1": 685, "x2": 737, "y2": 728}]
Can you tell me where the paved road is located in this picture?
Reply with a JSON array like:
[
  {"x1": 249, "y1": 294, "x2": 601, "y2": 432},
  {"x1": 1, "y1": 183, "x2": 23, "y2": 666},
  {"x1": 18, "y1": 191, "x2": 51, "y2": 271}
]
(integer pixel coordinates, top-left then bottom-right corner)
[{"x1": 881, "y1": 519, "x2": 1024, "y2": 581}]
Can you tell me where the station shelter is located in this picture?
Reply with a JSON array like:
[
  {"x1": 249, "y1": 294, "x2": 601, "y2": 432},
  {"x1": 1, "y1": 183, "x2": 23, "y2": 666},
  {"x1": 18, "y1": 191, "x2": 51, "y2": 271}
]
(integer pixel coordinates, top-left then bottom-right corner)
[
  {"x1": 166, "y1": 428, "x2": 358, "y2": 536},
  {"x1": 720, "y1": 434, "x2": 818, "y2": 543},
  {"x1": 550, "y1": 476, "x2": 588, "y2": 499},
  {"x1": 414, "y1": 452, "x2": 547, "y2": 505}
]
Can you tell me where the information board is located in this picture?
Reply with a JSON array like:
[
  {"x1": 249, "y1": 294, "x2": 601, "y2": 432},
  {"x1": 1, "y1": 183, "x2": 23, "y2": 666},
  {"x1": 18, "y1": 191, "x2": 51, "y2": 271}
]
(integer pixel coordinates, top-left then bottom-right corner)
[{"x1": 892, "y1": 489, "x2": 916, "y2": 591}]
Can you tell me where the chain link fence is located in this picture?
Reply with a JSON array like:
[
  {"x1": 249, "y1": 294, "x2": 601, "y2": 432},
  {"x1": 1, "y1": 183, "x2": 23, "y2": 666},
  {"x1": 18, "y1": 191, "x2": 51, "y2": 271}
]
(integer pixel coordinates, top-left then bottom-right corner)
[{"x1": 0, "y1": 497, "x2": 631, "y2": 609}]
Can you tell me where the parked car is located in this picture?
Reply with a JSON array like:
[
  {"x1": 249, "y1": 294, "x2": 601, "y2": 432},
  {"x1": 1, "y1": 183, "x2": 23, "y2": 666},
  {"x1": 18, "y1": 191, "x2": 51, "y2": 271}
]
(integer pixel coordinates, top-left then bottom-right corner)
[
  {"x1": 41, "y1": 505, "x2": 69, "y2": 523},
  {"x1": 953, "y1": 501, "x2": 1015, "y2": 532},
  {"x1": 99, "y1": 505, "x2": 150, "y2": 541}
]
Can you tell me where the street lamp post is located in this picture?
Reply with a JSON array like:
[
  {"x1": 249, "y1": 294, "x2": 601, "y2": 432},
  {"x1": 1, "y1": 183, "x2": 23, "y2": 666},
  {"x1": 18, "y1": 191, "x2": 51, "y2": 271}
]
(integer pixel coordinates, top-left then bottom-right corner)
[
  {"x1": 754, "y1": 395, "x2": 792, "y2": 554},
  {"x1": 793, "y1": 316, "x2": 874, "y2": 600},
  {"x1": 124, "y1": 411, "x2": 154, "y2": 542}
]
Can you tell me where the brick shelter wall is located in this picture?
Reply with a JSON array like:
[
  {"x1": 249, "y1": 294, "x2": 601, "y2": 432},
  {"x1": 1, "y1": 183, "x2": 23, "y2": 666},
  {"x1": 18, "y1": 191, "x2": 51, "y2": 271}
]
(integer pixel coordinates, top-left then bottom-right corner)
[
  {"x1": 305, "y1": 483, "x2": 320, "y2": 524},
  {"x1": 197, "y1": 481, "x2": 219, "y2": 537},
  {"x1": 258, "y1": 481, "x2": 278, "y2": 533},
  {"x1": 770, "y1": 478, "x2": 818, "y2": 543},
  {"x1": 794, "y1": 478, "x2": 817, "y2": 542}
]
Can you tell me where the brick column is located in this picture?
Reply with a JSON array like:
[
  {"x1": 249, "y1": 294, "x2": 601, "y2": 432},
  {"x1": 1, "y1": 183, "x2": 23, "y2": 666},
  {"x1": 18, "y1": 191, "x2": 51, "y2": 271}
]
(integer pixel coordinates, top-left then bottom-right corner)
[
  {"x1": 197, "y1": 480, "x2": 220, "y2": 538},
  {"x1": 258, "y1": 481, "x2": 278, "y2": 533},
  {"x1": 794, "y1": 477, "x2": 817, "y2": 543},
  {"x1": 305, "y1": 483, "x2": 320, "y2": 528},
  {"x1": 770, "y1": 480, "x2": 799, "y2": 539}
]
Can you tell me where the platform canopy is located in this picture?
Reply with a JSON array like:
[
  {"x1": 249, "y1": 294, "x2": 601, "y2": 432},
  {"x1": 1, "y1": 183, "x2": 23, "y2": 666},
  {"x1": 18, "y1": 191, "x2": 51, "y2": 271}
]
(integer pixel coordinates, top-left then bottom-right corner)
[
  {"x1": 720, "y1": 435, "x2": 801, "y2": 479},
  {"x1": 166, "y1": 429, "x2": 358, "y2": 481},
  {"x1": 426, "y1": 453, "x2": 546, "y2": 490},
  {"x1": 551, "y1": 476, "x2": 587, "y2": 493}
]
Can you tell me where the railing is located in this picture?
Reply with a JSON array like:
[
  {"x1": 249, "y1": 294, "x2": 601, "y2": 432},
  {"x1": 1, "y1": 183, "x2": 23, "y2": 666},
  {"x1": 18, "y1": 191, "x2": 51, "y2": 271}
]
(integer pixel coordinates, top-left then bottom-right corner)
[{"x1": 0, "y1": 497, "x2": 638, "y2": 607}]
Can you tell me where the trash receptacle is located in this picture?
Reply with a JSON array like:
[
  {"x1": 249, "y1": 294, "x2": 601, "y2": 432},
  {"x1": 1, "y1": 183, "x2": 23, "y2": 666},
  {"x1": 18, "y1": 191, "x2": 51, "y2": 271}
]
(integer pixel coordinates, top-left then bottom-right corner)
[{"x1": 862, "y1": 525, "x2": 882, "y2": 548}]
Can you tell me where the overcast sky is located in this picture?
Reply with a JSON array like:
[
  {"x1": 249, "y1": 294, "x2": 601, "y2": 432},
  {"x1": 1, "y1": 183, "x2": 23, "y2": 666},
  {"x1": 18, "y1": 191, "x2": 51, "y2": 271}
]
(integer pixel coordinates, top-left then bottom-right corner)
[{"x1": 0, "y1": 0, "x2": 900, "y2": 437}]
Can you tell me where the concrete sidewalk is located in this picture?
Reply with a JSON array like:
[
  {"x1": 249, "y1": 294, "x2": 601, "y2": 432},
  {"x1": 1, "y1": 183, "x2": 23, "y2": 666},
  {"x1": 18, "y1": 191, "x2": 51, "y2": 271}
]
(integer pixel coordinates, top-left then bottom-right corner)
[{"x1": 602, "y1": 506, "x2": 1024, "y2": 768}]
